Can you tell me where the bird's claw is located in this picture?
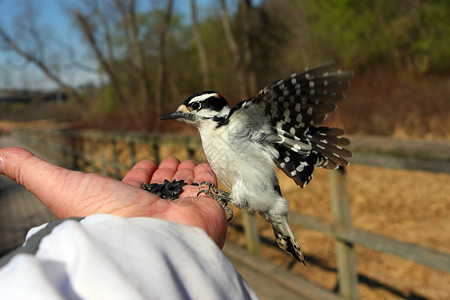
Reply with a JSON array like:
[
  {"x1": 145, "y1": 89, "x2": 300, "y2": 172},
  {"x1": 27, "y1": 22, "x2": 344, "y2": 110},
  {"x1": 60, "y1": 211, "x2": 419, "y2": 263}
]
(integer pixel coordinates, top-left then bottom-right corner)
[{"x1": 197, "y1": 181, "x2": 233, "y2": 221}]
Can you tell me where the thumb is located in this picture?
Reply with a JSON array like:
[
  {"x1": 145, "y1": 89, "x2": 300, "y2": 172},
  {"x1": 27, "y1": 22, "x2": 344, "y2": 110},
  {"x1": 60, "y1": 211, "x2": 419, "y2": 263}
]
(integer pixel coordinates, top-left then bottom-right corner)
[
  {"x1": 0, "y1": 147, "x2": 57, "y2": 188},
  {"x1": 0, "y1": 147, "x2": 74, "y2": 215},
  {"x1": 0, "y1": 147, "x2": 112, "y2": 217},
  {"x1": 0, "y1": 147, "x2": 162, "y2": 218}
]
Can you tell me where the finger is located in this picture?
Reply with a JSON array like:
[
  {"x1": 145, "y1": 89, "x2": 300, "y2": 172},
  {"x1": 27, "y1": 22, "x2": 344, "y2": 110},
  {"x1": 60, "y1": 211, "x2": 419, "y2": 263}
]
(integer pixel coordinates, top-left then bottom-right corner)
[
  {"x1": 193, "y1": 163, "x2": 217, "y2": 185},
  {"x1": 0, "y1": 147, "x2": 90, "y2": 216},
  {"x1": 0, "y1": 147, "x2": 64, "y2": 189},
  {"x1": 122, "y1": 159, "x2": 157, "y2": 187},
  {"x1": 0, "y1": 147, "x2": 153, "y2": 218},
  {"x1": 173, "y1": 160, "x2": 195, "y2": 184},
  {"x1": 150, "y1": 157, "x2": 180, "y2": 183},
  {"x1": 181, "y1": 163, "x2": 218, "y2": 198}
]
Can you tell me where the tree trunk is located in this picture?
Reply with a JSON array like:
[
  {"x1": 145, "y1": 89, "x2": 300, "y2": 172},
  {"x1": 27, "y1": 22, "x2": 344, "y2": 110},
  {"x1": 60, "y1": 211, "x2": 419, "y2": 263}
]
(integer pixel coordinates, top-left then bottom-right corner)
[
  {"x1": 74, "y1": 10, "x2": 128, "y2": 107},
  {"x1": 190, "y1": 0, "x2": 211, "y2": 89},
  {"x1": 130, "y1": 0, "x2": 151, "y2": 108},
  {"x1": 239, "y1": 0, "x2": 257, "y2": 96},
  {"x1": 219, "y1": 0, "x2": 246, "y2": 98},
  {"x1": 95, "y1": 5, "x2": 115, "y2": 62},
  {"x1": 114, "y1": 0, "x2": 152, "y2": 109},
  {"x1": 155, "y1": 0, "x2": 174, "y2": 117}
]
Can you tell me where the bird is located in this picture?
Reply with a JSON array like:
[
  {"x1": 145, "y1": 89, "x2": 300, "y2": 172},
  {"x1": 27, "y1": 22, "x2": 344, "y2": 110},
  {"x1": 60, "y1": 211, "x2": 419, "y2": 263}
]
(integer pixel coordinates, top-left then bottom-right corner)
[{"x1": 159, "y1": 61, "x2": 353, "y2": 264}]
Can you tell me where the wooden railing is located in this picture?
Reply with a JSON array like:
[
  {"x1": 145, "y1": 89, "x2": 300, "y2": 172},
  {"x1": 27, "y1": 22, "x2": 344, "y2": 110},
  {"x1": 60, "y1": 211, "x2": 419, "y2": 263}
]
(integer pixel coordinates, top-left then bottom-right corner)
[{"x1": 13, "y1": 129, "x2": 450, "y2": 300}]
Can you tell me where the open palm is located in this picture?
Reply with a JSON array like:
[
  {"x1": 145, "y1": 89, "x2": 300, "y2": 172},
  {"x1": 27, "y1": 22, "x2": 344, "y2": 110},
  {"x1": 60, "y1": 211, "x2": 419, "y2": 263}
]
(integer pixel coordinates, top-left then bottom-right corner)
[{"x1": 0, "y1": 147, "x2": 227, "y2": 247}]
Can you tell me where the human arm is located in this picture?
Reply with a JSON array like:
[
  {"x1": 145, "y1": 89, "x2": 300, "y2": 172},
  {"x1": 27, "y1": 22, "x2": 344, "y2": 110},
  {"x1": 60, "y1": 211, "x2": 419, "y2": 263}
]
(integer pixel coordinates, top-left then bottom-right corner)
[{"x1": 0, "y1": 147, "x2": 227, "y2": 247}]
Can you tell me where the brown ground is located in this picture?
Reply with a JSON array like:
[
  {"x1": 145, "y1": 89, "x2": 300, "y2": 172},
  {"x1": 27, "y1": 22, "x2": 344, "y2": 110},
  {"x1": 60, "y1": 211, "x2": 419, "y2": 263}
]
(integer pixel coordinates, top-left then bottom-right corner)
[{"x1": 225, "y1": 166, "x2": 450, "y2": 300}]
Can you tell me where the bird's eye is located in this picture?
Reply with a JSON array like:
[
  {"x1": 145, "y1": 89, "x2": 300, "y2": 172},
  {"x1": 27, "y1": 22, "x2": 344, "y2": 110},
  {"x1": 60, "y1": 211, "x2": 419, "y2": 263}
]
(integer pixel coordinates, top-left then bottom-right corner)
[{"x1": 191, "y1": 102, "x2": 200, "y2": 110}]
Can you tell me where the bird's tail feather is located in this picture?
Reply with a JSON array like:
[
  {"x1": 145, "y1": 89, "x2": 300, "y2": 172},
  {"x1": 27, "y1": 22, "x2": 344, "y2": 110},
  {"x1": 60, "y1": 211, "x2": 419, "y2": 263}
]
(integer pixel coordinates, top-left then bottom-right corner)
[{"x1": 272, "y1": 219, "x2": 305, "y2": 265}]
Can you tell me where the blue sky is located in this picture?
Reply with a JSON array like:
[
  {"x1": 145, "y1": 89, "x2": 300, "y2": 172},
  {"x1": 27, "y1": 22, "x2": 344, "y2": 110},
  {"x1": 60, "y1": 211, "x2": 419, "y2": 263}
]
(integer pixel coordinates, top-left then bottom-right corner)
[
  {"x1": 0, "y1": 0, "x2": 86, "y2": 89},
  {"x1": 0, "y1": 0, "x2": 234, "y2": 90}
]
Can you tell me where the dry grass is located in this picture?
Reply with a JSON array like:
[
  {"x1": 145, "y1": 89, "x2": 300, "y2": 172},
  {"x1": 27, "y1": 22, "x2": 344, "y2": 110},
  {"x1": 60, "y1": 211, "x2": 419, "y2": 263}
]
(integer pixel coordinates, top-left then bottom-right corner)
[{"x1": 225, "y1": 166, "x2": 450, "y2": 299}]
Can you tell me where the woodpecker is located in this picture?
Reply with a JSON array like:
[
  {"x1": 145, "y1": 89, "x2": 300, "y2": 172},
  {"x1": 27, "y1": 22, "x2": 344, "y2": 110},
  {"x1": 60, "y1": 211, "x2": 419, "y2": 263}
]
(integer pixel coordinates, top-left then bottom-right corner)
[{"x1": 159, "y1": 61, "x2": 353, "y2": 264}]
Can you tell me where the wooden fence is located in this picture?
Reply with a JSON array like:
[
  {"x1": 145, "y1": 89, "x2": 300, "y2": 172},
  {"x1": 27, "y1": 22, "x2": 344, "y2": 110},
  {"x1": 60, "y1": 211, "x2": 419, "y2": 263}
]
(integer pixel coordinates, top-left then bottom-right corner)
[{"x1": 13, "y1": 129, "x2": 450, "y2": 300}]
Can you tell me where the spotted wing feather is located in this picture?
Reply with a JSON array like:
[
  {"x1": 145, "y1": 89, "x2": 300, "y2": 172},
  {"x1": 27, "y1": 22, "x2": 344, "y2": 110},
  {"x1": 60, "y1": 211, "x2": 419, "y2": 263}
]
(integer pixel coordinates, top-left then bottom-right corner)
[
  {"x1": 230, "y1": 61, "x2": 353, "y2": 188},
  {"x1": 259, "y1": 61, "x2": 353, "y2": 136}
]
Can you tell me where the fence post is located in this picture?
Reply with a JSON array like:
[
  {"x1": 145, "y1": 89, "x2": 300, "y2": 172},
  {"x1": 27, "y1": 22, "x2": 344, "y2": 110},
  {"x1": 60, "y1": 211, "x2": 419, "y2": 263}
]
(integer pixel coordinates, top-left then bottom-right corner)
[
  {"x1": 329, "y1": 167, "x2": 359, "y2": 300},
  {"x1": 243, "y1": 212, "x2": 261, "y2": 255}
]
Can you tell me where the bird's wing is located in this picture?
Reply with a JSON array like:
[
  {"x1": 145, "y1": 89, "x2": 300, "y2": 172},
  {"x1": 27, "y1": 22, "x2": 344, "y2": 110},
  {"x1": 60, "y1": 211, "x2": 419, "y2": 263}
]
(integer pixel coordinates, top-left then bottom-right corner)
[{"x1": 229, "y1": 61, "x2": 353, "y2": 187}]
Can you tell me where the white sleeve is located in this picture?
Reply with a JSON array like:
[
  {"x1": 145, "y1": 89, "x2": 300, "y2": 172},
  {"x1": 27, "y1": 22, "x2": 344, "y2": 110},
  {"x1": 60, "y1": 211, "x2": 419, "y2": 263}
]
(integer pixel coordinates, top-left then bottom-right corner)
[{"x1": 0, "y1": 214, "x2": 257, "y2": 300}]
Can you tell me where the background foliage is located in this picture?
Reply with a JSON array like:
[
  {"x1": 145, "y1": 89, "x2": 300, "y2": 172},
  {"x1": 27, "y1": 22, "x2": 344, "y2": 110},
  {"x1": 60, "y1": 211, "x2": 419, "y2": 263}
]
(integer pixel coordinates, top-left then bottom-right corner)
[{"x1": 0, "y1": 0, "x2": 449, "y2": 138}]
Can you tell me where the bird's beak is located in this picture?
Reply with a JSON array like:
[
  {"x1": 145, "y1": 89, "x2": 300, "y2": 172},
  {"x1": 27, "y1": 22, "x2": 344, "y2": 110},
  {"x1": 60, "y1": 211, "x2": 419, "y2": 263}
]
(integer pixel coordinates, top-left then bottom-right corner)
[{"x1": 159, "y1": 111, "x2": 186, "y2": 120}]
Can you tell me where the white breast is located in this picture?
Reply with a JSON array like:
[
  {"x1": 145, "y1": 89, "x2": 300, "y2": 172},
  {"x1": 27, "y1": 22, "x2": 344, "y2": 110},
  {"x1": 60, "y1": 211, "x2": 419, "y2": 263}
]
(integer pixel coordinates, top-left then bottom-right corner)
[{"x1": 198, "y1": 118, "x2": 280, "y2": 212}]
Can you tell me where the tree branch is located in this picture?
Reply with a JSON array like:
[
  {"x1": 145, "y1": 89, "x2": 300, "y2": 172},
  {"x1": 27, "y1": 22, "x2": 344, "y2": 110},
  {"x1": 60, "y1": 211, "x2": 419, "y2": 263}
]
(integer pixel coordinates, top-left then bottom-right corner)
[
  {"x1": 74, "y1": 9, "x2": 127, "y2": 106},
  {"x1": 0, "y1": 27, "x2": 83, "y2": 102},
  {"x1": 155, "y1": 0, "x2": 174, "y2": 115},
  {"x1": 191, "y1": 0, "x2": 210, "y2": 89}
]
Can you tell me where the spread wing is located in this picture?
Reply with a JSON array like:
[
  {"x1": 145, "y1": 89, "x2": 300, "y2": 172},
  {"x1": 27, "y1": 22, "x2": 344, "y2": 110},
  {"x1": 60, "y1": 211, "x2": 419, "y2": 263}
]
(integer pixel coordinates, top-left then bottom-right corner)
[{"x1": 229, "y1": 61, "x2": 353, "y2": 188}]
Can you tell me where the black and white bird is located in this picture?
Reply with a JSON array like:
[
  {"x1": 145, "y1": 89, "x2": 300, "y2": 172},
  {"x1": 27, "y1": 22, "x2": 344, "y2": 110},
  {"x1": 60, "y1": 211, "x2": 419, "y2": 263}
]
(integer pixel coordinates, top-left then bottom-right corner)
[{"x1": 159, "y1": 61, "x2": 353, "y2": 264}]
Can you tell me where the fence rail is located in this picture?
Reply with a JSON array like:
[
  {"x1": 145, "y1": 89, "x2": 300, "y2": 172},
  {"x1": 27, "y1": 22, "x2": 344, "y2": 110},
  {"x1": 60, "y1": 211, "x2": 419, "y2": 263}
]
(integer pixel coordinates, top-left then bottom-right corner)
[{"x1": 13, "y1": 129, "x2": 450, "y2": 300}]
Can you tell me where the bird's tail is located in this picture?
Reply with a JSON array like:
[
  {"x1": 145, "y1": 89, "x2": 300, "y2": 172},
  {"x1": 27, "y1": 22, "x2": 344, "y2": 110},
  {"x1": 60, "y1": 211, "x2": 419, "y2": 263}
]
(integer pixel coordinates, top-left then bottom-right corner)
[{"x1": 272, "y1": 218, "x2": 306, "y2": 265}]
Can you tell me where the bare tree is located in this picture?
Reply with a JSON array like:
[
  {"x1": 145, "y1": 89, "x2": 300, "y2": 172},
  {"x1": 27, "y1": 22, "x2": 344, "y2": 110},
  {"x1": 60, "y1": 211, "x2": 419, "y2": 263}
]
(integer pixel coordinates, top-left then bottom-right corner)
[
  {"x1": 74, "y1": 9, "x2": 128, "y2": 106},
  {"x1": 113, "y1": 0, "x2": 152, "y2": 108},
  {"x1": 128, "y1": 0, "x2": 152, "y2": 108},
  {"x1": 219, "y1": 0, "x2": 246, "y2": 97},
  {"x1": 93, "y1": 1, "x2": 116, "y2": 62},
  {"x1": 190, "y1": 0, "x2": 210, "y2": 89},
  {"x1": 155, "y1": 0, "x2": 174, "y2": 114},
  {"x1": 0, "y1": 19, "x2": 83, "y2": 101},
  {"x1": 239, "y1": 0, "x2": 257, "y2": 95}
]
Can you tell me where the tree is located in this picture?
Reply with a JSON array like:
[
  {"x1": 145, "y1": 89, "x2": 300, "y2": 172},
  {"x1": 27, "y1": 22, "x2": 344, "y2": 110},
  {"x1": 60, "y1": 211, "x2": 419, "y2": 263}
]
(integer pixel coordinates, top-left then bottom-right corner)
[
  {"x1": 238, "y1": 0, "x2": 257, "y2": 96},
  {"x1": 299, "y1": 0, "x2": 450, "y2": 72},
  {"x1": 190, "y1": 0, "x2": 210, "y2": 89},
  {"x1": 219, "y1": 0, "x2": 246, "y2": 97},
  {"x1": 74, "y1": 9, "x2": 128, "y2": 107},
  {"x1": 155, "y1": 0, "x2": 174, "y2": 115},
  {"x1": 0, "y1": 2, "x2": 83, "y2": 102},
  {"x1": 112, "y1": 0, "x2": 152, "y2": 108}
]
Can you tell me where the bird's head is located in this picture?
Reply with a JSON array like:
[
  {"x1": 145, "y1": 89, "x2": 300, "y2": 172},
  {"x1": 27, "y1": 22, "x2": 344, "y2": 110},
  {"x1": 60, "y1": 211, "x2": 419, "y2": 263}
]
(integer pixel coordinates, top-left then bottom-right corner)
[{"x1": 159, "y1": 91, "x2": 231, "y2": 126}]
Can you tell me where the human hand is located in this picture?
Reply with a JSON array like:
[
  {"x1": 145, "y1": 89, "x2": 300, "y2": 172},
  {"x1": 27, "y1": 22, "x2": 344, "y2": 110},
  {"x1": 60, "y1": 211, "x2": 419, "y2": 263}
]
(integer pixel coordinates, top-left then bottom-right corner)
[{"x1": 0, "y1": 147, "x2": 227, "y2": 247}]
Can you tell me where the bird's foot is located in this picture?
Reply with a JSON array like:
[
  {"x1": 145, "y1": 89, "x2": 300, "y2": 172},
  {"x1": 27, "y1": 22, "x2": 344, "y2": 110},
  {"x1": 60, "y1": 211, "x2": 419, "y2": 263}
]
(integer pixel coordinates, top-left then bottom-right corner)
[{"x1": 197, "y1": 181, "x2": 233, "y2": 221}]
